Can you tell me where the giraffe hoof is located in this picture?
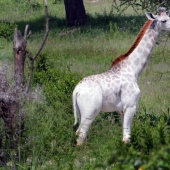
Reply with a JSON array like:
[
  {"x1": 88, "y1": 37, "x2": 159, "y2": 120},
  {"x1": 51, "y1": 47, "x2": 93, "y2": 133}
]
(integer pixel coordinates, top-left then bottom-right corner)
[
  {"x1": 123, "y1": 139, "x2": 130, "y2": 144},
  {"x1": 76, "y1": 138, "x2": 84, "y2": 146},
  {"x1": 76, "y1": 141, "x2": 82, "y2": 146}
]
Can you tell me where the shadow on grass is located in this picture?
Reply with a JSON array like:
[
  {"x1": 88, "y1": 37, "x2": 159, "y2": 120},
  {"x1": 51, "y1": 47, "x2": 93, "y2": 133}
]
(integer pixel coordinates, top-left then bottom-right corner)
[{"x1": 15, "y1": 13, "x2": 146, "y2": 35}]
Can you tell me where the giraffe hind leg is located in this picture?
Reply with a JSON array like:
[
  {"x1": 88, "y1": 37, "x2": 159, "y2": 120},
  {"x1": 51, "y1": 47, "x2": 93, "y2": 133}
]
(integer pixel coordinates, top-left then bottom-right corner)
[
  {"x1": 76, "y1": 108, "x2": 100, "y2": 145},
  {"x1": 74, "y1": 88, "x2": 102, "y2": 145},
  {"x1": 76, "y1": 122, "x2": 88, "y2": 146}
]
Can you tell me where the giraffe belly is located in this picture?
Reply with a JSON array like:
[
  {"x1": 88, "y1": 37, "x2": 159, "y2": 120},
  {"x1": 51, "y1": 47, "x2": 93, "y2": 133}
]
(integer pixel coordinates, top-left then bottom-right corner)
[{"x1": 101, "y1": 94, "x2": 122, "y2": 112}]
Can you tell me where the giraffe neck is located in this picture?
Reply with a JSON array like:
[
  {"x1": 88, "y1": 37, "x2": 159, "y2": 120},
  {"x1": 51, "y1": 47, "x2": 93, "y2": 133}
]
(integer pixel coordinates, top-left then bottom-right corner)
[
  {"x1": 110, "y1": 20, "x2": 160, "y2": 79},
  {"x1": 127, "y1": 25, "x2": 159, "y2": 78}
]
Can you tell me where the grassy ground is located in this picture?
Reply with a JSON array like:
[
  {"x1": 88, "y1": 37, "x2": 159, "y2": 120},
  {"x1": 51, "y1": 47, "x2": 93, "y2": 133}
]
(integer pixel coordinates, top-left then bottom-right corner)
[{"x1": 0, "y1": 0, "x2": 170, "y2": 169}]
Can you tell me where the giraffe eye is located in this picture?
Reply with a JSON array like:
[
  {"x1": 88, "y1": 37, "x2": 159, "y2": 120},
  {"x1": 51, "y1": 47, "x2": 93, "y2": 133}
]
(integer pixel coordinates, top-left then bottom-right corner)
[{"x1": 161, "y1": 20, "x2": 167, "y2": 23}]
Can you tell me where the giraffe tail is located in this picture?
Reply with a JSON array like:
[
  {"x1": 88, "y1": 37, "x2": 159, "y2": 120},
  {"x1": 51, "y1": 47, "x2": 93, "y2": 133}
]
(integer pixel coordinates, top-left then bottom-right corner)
[{"x1": 72, "y1": 91, "x2": 81, "y2": 132}]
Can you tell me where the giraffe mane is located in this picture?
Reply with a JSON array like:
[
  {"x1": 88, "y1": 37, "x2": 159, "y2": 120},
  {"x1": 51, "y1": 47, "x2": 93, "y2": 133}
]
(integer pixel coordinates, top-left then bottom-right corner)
[{"x1": 110, "y1": 20, "x2": 152, "y2": 68}]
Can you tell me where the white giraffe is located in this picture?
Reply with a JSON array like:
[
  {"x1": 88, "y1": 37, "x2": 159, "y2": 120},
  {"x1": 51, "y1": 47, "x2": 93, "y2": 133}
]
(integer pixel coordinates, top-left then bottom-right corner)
[{"x1": 72, "y1": 7, "x2": 170, "y2": 145}]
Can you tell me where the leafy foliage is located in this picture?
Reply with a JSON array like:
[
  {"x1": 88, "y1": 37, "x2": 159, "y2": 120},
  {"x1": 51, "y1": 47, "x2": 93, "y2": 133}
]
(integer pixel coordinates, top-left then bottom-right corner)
[
  {"x1": 113, "y1": 0, "x2": 170, "y2": 13},
  {"x1": 0, "y1": 22, "x2": 17, "y2": 39},
  {"x1": 34, "y1": 53, "x2": 81, "y2": 110},
  {"x1": 106, "y1": 110, "x2": 170, "y2": 170}
]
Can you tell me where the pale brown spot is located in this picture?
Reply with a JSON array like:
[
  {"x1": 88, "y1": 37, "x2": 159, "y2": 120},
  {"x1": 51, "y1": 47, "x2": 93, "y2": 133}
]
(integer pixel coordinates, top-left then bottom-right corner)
[
  {"x1": 134, "y1": 57, "x2": 140, "y2": 65},
  {"x1": 137, "y1": 47, "x2": 143, "y2": 53},
  {"x1": 146, "y1": 41, "x2": 152, "y2": 47},
  {"x1": 115, "y1": 80, "x2": 120, "y2": 84},
  {"x1": 143, "y1": 49, "x2": 149, "y2": 56}
]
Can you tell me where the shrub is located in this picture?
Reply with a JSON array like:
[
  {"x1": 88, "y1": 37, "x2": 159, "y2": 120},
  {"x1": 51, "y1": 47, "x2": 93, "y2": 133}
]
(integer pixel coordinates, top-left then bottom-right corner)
[
  {"x1": 106, "y1": 110, "x2": 170, "y2": 169},
  {"x1": 0, "y1": 22, "x2": 17, "y2": 39},
  {"x1": 33, "y1": 53, "x2": 82, "y2": 111}
]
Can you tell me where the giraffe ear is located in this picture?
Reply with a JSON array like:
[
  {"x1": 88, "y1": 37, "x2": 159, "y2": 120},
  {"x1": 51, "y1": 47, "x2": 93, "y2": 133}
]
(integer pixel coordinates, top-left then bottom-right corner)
[
  {"x1": 166, "y1": 10, "x2": 170, "y2": 16},
  {"x1": 145, "y1": 12, "x2": 157, "y2": 20}
]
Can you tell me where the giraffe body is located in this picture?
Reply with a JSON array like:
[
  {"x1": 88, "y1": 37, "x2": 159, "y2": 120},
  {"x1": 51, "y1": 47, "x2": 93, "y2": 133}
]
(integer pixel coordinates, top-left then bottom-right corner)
[{"x1": 72, "y1": 7, "x2": 170, "y2": 145}]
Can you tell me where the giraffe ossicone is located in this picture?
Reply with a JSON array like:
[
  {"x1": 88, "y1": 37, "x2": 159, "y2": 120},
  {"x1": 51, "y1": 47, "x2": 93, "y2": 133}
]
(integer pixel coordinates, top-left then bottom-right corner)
[{"x1": 72, "y1": 7, "x2": 170, "y2": 145}]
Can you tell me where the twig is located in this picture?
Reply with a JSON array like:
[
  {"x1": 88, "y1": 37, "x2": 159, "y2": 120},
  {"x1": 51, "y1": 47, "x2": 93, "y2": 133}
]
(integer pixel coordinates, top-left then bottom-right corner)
[
  {"x1": 24, "y1": 25, "x2": 31, "y2": 42},
  {"x1": 33, "y1": 0, "x2": 49, "y2": 61},
  {"x1": 25, "y1": 0, "x2": 49, "y2": 94}
]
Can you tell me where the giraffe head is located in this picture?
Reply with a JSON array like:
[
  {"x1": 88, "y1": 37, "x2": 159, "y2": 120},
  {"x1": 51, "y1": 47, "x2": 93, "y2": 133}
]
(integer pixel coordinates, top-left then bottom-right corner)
[{"x1": 145, "y1": 7, "x2": 170, "y2": 31}]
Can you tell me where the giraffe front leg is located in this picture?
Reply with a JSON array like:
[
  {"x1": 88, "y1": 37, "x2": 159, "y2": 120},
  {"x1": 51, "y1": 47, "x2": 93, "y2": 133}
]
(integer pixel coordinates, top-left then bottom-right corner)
[{"x1": 122, "y1": 106, "x2": 136, "y2": 143}]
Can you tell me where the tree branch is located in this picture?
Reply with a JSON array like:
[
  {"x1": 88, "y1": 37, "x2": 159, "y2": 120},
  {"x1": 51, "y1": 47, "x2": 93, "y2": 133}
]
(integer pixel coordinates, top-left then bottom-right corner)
[
  {"x1": 23, "y1": 25, "x2": 31, "y2": 49},
  {"x1": 25, "y1": 0, "x2": 49, "y2": 94},
  {"x1": 33, "y1": 0, "x2": 49, "y2": 61}
]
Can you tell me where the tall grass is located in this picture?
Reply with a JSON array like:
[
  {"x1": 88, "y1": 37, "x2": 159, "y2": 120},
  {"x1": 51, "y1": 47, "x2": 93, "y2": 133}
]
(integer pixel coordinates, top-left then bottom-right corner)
[{"x1": 0, "y1": 0, "x2": 170, "y2": 169}]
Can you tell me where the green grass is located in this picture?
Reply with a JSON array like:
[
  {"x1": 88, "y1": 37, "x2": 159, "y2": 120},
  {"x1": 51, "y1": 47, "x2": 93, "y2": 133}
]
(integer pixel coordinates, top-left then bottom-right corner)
[{"x1": 0, "y1": 0, "x2": 170, "y2": 169}]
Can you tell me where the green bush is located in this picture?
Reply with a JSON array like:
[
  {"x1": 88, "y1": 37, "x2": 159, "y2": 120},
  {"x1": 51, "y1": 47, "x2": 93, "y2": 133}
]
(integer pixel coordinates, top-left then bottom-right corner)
[
  {"x1": 106, "y1": 111, "x2": 170, "y2": 170},
  {"x1": 34, "y1": 53, "x2": 81, "y2": 111},
  {"x1": 0, "y1": 22, "x2": 17, "y2": 39}
]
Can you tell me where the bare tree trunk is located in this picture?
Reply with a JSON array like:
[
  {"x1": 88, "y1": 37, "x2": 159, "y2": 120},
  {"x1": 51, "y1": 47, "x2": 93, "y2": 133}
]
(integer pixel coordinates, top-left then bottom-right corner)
[
  {"x1": 64, "y1": 0, "x2": 87, "y2": 27},
  {"x1": 13, "y1": 30, "x2": 26, "y2": 90}
]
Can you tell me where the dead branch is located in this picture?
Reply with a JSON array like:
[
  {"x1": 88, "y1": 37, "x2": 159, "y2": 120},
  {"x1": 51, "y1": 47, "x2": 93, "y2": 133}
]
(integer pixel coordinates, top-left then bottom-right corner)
[
  {"x1": 58, "y1": 27, "x2": 78, "y2": 37},
  {"x1": 23, "y1": 24, "x2": 31, "y2": 48},
  {"x1": 25, "y1": 0, "x2": 49, "y2": 93}
]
